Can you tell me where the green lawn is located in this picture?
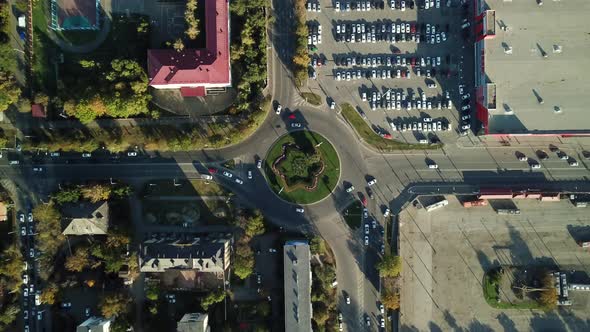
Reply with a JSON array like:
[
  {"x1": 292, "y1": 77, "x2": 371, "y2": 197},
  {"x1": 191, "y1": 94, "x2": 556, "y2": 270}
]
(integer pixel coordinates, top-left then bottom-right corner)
[
  {"x1": 301, "y1": 92, "x2": 322, "y2": 106},
  {"x1": 264, "y1": 131, "x2": 340, "y2": 204},
  {"x1": 32, "y1": 0, "x2": 57, "y2": 93},
  {"x1": 343, "y1": 200, "x2": 363, "y2": 229},
  {"x1": 340, "y1": 103, "x2": 442, "y2": 151}
]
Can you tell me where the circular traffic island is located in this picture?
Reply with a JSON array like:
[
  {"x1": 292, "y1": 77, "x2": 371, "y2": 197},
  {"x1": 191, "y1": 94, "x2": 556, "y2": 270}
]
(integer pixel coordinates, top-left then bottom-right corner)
[{"x1": 264, "y1": 131, "x2": 340, "y2": 204}]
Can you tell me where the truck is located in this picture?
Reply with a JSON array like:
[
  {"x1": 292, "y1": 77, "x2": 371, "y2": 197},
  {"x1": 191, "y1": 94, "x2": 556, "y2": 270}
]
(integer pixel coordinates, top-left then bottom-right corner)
[{"x1": 462, "y1": 199, "x2": 488, "y2": 208}]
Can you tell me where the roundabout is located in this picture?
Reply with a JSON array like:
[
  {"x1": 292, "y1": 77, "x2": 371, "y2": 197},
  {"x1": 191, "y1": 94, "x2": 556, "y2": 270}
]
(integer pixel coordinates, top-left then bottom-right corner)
[{"x1": 263, "y1": 130, "x2": 341, "y2": 204}]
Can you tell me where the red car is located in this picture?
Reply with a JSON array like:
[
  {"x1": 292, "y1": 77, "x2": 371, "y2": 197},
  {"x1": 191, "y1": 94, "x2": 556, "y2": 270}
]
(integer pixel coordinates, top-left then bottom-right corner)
[
  {"x1": 401, "y1": 70, "x2": 406, "y2": 78},
  {"x1": 362, "y1": 196, "x2": 367, "y2": 206},
  {"x1": 383, "y1": 134, "x2": 392, "y2": 139},
  {"x1": 288, "y1": 113, "x2": 296, "y2": 120},
  {"x1": 208, "y1": 167, "x2": 217, "y2": 174},
  {"x1": 410, "y1": 23, "x2": 416, "y2": 34},
  {"x1": 410, "y1": 57, "x2": 416, "y2": 67}
]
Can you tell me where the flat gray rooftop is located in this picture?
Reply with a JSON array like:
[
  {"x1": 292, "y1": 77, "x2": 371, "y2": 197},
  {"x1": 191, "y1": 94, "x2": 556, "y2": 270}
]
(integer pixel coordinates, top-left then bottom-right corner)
[
  {"x1": 283, "y1": 241, "x2": 312, "y2": 332},
  {"x1": 485, "y1": 0, "x2": 590, "y2": 134}
]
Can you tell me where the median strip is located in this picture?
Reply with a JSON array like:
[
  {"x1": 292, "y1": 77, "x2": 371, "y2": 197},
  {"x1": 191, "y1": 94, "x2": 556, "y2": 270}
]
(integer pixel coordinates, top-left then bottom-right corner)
[{"x1": 339, "y1": 103, "x2": 442, "y2": 152}]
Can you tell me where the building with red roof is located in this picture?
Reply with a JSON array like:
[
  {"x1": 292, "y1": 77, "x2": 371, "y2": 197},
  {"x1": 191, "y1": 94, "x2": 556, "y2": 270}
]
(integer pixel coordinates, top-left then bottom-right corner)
[{"x1": 147, "y1": 0, "x2": 231, "y2": 97}]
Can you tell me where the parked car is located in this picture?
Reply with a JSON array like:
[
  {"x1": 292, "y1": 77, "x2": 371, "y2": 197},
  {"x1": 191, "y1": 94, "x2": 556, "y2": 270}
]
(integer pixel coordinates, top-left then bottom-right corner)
[
  {"x1": 275, "y1": 104, "x2": 282, "y2": 114},
  {"x1": 295, "y1": 207, "x2": 305, "y2": 213},
  {"x1": 367, "y1": 178, "x2": 377, "y2": 186},
  {"x1": 222, "y1": 171, "x2": 233, "y2": 178}
]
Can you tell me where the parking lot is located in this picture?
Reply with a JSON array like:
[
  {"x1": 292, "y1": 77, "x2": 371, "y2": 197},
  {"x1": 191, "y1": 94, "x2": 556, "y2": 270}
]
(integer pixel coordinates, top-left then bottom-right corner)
[
  {"x1": 399, "y1": 196, "x2": 590, "y2": 331},
  {"x1": 305, "y1": 0, "x2": 475, "y2": 144}
]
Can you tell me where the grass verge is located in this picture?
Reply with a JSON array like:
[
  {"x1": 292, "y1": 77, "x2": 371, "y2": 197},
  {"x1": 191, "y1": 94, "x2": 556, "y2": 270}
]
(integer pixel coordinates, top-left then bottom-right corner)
[
  {"x1": 301, "y1": 92, "x2": 322, "y2": 106},
  {"x1": 340, "y1": 103, "x2": 442, "y2": 151},
  {"x1": 143, "y1": 179, "x2": 228, "y2": 197},
  {"x1": 264, "y1": 131, "x2": 340, "y2": 204},
  {"x1": 343, "y1": 200, "x2": 363, "y2": 229}
]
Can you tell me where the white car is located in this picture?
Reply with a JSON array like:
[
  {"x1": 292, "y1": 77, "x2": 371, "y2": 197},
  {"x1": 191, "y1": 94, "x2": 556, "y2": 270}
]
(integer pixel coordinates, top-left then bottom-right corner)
[
  {"x1": 380, "y1": 304, "x2": 385, "y2": 314},
  {"x1": 82, "y1": 153, "x2": 92, "y2": 158},
  {"x1": 518, "y1": 155, "x2": 528, "y2": 162},
  {"x1": 35, "y1": 294, "x2": 41, "y2": 306},
  {"x1": 222, "y1": 171, "x2": 233, "y2": 178},
  {"x1": 461, "y1": 105, "x2": 471, "y2": 111},
  {"x1": 362, "y1": 92, "x2": 367, "y2": 101},
  {"x1": 346, "y1": 296, "x2": 351, "y2": 304},
  {"x1": 531, "y1": 163, "x2": 541, "y2": 169},
  {"x1": 235, "y1": 178, "x2": 244, "y2": 185},
  {"x1": 23, "y1": 274, "x2": 28, "y2": 284},
  {"x1": 21, "y1": 226, "x2": 26, "y2": 236},
  {"x1": 275, "y1": 104, "x2": 282, "y2": 114},
  {"x1": 335, "y1": 1, "x2": 340, "y2": 11},
  {"x1": 295, "y1": 207, "x2": 305, "y2": 213},
  {"x1": 461, "y1": 115, "x2": 471, "y2": 121},
  {"x1": 401, "y1": 0, "x2": 405, "y2": 10},
  {"x1": 462, "y1": 93, "x2": 471, "y2": 100},
  {"x1": 428, "y1": 163, "x2": 439, "y2": 169},
  {"x1": 424, "y1": 117, "x2": 432, "y2": 123},
  {"x1": 365, "y1": 224, "x2": 370, "y2": 234},
  {"x1": 336, "y1": 72, "x2": 341, "y2": 81},
  {"x1": 569, "y1": 160, "x2": 579, "y2": 167},
  {"x1": 367, "y1": 179, "x2": 377, "y2": 186},
  {"x1": 127, "y1": 151, "x2": 138, "y2": 157},
  {"x1": 346, "y1": 185, "x2": 354, "y2": 193},
  {"x1": 291, "y1": 122, "x2": 302, "y2": 128},
  {"x1": 383, "y1": 208, "x2": 390, "y2": 217},
  {"x1": 461, "y1": 124, "x2": 471, "y2": 130},
  {"x1": 364, "y1": 236, "x2": 369, "y2": 246}
]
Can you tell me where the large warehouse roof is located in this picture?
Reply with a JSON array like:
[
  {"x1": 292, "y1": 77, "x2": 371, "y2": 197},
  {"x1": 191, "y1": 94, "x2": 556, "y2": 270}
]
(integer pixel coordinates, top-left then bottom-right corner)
[{"x1": 484, "y1": 0, "x2": 590, "y2": 134}]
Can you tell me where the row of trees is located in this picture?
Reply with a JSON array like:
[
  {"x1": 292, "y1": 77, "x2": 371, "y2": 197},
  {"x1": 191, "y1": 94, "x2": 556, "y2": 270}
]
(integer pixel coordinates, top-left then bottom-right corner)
[
  {"x1": 28, "y1": 97, "x2": 270, "y2": 153},
  {"x1": 0, "y1": 2, "x2": 21, "y2": 112},
  {"x1": 33, "y1": 203, "x2": 66, "y2": 280},
  {"x1": 292, "y1": 0, "x2": 310, "y2": 86},
  {"x1": 229, "y1": 0, "x2": 268, "y2": 114},
  {"x1": 0, "y1": 243, "x2": 24, "y2": 328},
  {"x1": 185, "y1": 0, "x2": 200, "y2": 40},
  {"x1": 377, "y1": 254, "x2": 402, "y2": 310},
  {"x1": 53, "y1": 183, "x2": 133, "y2": 204}
]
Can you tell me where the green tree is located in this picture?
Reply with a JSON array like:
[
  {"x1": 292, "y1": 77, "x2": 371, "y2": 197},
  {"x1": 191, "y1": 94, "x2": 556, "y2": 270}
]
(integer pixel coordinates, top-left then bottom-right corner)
[
  {"x1": 112, "y1": 185, "x2": 133, "y2": 199},
  {"x1": 99, "y1": 293, "x2": 131, "y2": 318},
  {"x1": 0, "y1": 304, "x2": 19, "y2": 325},
  {"x1": 40, "y1": 282, "x2": 60, "y2": 305},
  {"x1": 145, "y1": 285, "x2": 159, "y2": 301},
  {"x1": 233, "y1": 242, "x2": 255, "y2": 279},
  {"x1": 173, "y1": 38, "x2": 185, "y2": 52},
  {"x1": 310, "y1": 236, "x2": 326, "y2": 255},
  {"x1": 244, "y1": 212, "x2": 265, "y2": 237},
  {"x1": 53, "y1": 187, "x2": 81, "y2": 204},
  {"x1": 376, "y1": 254, "x2": 402, "y2": 278},
  {"x1": 65, "y1": 247, "x2": 91, "y2": 272},
  {"x1": 312, "y1": 302, "x2": 329, "y2": 326},
  {"x1": 201, "y1": 290, "x2": 225, "y2": 310},
  {"x1": 0, "y1": 74, "x2": 21, "y2": 112},
  {"x1": 0, "y1": 244, "x2": 24, "y2": 293}
]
